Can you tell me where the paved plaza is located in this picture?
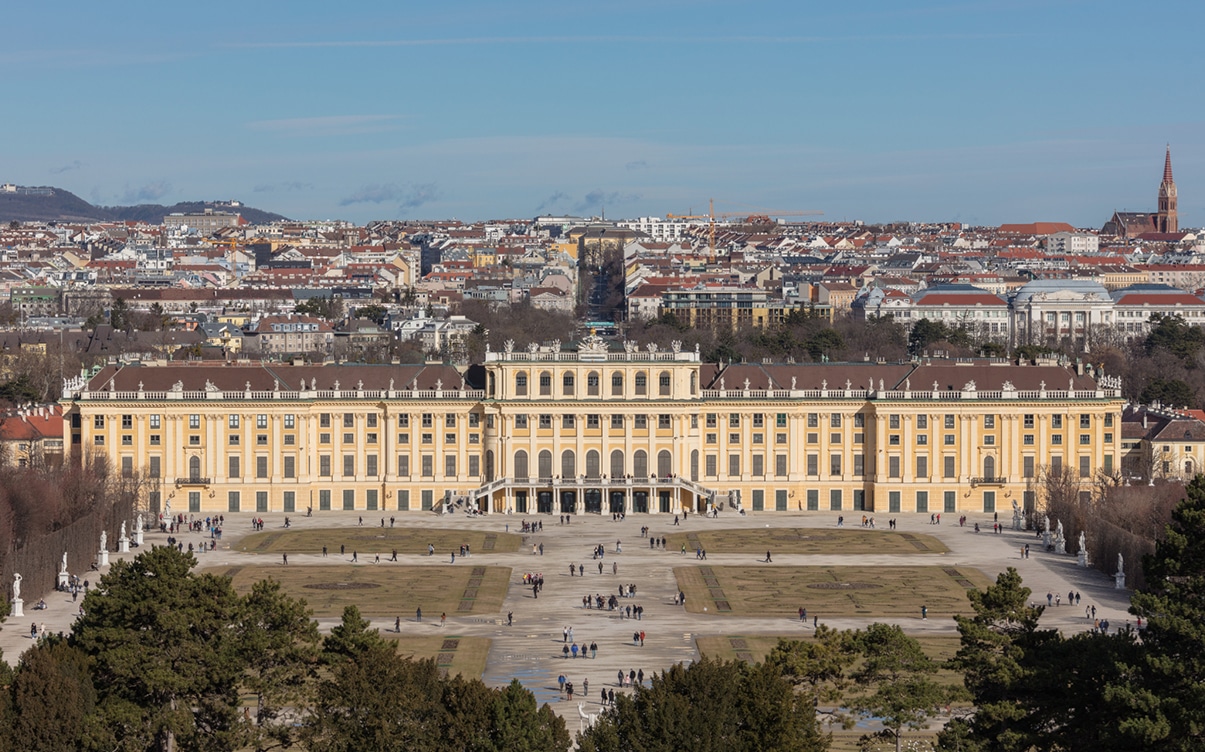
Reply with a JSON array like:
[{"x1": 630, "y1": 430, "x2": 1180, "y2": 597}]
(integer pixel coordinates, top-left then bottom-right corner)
[{"x1": 0, "y1": 509, "x2": 1135, "y2": 723}]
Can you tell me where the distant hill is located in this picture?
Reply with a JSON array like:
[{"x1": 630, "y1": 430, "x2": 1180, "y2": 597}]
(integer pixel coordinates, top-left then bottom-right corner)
[{"x1": 0, "y1": 186, "x2": 289, "y2": 225}]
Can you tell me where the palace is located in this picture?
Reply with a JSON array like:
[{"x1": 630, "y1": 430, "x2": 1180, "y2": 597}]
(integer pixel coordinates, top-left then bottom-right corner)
[{"x1": 61, "y1": 337, "x2": 1123, "y2": 517}]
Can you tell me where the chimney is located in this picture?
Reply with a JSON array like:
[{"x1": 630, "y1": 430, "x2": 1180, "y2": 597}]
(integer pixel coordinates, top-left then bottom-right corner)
[{"x1": 1142, "y1": 412, "x2": 1148, "y2": 429}]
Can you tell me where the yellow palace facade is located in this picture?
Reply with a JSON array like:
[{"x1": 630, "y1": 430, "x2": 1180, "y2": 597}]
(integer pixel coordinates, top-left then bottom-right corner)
[{"x1": 62, "y1": 337, "x2": 1123, "y2": 517}]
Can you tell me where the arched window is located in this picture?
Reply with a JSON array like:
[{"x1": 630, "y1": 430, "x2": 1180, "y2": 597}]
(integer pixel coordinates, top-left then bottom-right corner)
[
  {"x1": 610, "y1": 449, "x2": 625, "y2": 478},
  {"x1": 563, "y1": 373, "x2": 575, "y2": 396},
  {"x1": 515, "y1": 372, "x2": 528, "y2": 396},
  {"x1": 983, "y1": 455, "x2": 996, "y2": 479},
  {"x1": 690, "y1": 450, "x2": 699, "y2": 481},
  {"x1": 539, "y1": 372, "x2": 552, "y2": 396},
  {"x1": 538, "y1": 450, "x2": 552, "y2": 479},
  {"x1": 658, "y1": 371, "x2": 671, "y2": 396},
  {"x1": 189, "y1": 455, "x2": 201, "y2": 479},
  {"x1": 513, "y1": 450, "x2": 528, "y2": 480},
  {"x1": 657, "y1": 449, "x2": 672, "y2": 477},
  {"x1": 485, "y1": 450, "x2": 495, "y2": 482},
  {"x1": 634, "y1": 450, "x2": 648, "y2": 477},
  {"x1": 634, "y1": 372, "x2": 648, "y2": 396},
  {"x1": 561, "y1": 450, "x2": 576, "y2": 478},
  {"x1": 611, "y1": 373, "x2": 623, "y2": 396},
  {"x1": 1187, "y1": 460, "x2": 1194, "y2": 477},
  {"x1": 586, "y1": 450, "x2": 600, "y2": 478},
  {"x1": 587, "y1": 371, "x2": 600, "y2": 396}
]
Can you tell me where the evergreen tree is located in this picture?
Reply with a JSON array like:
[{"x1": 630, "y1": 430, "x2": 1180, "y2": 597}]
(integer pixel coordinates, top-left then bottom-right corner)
[
  {"x1": 72, "y1": 546, "x2": 245, "y2": 752},
  {"x1": 12, "y1": 638, "x2": 95, "y2": 752},
  {"x1": 322, "y1": 605, "x2": 388, "y2": 663},
  {"x1": 1116, "y1": 475, "x2": 1205, "y2": 750},
  {"x1": 489, "y1": 679, "x2": 570, "y2": 752},
  {"x1": 577, "y1": 656, "x2": 826, "y2": 752}
]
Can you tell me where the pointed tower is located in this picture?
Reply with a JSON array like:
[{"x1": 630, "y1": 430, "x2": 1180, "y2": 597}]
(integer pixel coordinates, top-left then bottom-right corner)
[{"x1": 1157, "y1": 145, "x2": 1178, "y2": 233}]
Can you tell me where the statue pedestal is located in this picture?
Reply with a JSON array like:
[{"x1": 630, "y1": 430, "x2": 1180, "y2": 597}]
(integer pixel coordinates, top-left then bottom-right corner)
[
  {"x1": 57, "y1": 571, "x2": 69, "y2": 589},
  {"x1": 11, "y1": 598, "x2": 22, "y2": 618},
  {"x1": 1042, "y1": 532, "x2": 1052, "y2": 550},
  {"x1": 1055, "y1": 539, "x2": 1066, "y2": 555},
  {"x1": 1077, "y1": 551, "x2": 1088, "y2": 567},
  {"x1": 1115, "y1": 572, "x2": 1126, "y2": 590},
  {"x1": 135, "y1": 529, "x2": 144, "y2": 546},
  {"x1": 118, "y1": 537, "x2": 130, "y2": 554},
  {"x1": 97, "y1": 550, "x2": 109, "y2": 568}
]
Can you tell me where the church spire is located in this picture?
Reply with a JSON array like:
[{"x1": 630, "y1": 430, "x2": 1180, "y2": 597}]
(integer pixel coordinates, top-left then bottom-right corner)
[{"x1": 1157, "y1": 144, "x2": 1178, "y2": 234}]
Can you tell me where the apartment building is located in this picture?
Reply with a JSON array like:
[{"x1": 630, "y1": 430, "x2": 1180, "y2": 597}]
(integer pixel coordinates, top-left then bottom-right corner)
[{"x1": 63, "y1": 339, "x2": 1122, "y2": 517}]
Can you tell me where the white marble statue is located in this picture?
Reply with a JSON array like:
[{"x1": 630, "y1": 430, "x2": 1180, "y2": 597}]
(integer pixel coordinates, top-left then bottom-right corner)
[
  {"x1": 60, "y1": 552, "x2": 68, "y2": 574},
  {"x1": 1078, "y1": 530, "x2": 1086, "y2": 551},
  {"x1": 1116, "y1": 553, "x2": 1124, "y2": 575},
  {"x1": 99, "y1": 530, "x2": 107, "y2": 552},
  {"x1": 12, "y1": 572, "x2": 21, "y2": 600},
  {"x1": 137, "y1": 512, "x2": 144, "y2": 532},
  {"x1": 120, "y1": 520, "x2": 127, "y2": 540}
]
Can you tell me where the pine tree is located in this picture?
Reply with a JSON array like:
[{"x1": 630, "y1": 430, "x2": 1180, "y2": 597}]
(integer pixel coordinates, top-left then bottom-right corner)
[{"x1": 12, "y1": 638, "x2": 95, "y2": 752}]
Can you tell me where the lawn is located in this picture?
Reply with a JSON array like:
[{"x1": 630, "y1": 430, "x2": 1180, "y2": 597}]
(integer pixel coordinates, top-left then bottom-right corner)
[
  {"x1": 664, "y1": 527, "x2": 948, "y2": 556},
  {"x1": 384, "y1": 634, "x2": 492, "y2": 680},
  {"x1": 674, "y1": 565, "x2": 991, "y2": 618},
  {"x1": 209, "y1": 564, "x2": 512, "y2": 618},
  {"x1": 237, "y1": 527, "x2": 522, "y2": 556}
]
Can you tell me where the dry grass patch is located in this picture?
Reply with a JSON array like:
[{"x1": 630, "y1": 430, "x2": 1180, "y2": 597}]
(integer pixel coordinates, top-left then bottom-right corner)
[
  {"x1": 675, "y1": 565, "x2": 991, "y2": 618},
  {"x1": 383, "y1": 634, "x2": 492, "y2": 680},
  {"x1": 238, "y1": 527, "x2": 521, "y2": 555},
  {"x1": 665, "y1": 527, "x2": 948, "y2": 556},
  {"x1": 208, "y1": 564, "x2": 511, "y2": 618}
]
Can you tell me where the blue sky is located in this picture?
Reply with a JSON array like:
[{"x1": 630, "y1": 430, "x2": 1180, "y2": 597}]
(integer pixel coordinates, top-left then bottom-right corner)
[{"x1": 5, "y1": 1, "x2": 1204, "y2": 227}]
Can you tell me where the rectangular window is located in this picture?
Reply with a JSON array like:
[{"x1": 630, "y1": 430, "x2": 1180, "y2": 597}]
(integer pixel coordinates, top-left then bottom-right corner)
[
  {"x1": 776, "y1": 489, "x2": 788, "y2": 511},
  {"x1": 830, "y1": 414, "x2": 841, "y2": 428},
  {"x1": 1104, "y1": 413, "x2": 1114, "y2": 427},
  {"x1": 707, "y1": 414, "x2": 717, "y2": 428},
  {"x1": 343, "y1": 413, "x2": 354, "y2": 428},
  {"x1": 284, "y1": 456, "x2": 295, "y2": 478},
  {"x1": 888, "y1": 456, "x2": 900, "y2": 478},
  {"x1": 257, "y1": 414, "x2": 268, "y2": 429},
  {"x1": 343, "y1": 455, "x2": 355, "y2": 477},
  {"x1": 366, "y1": 455, "x2": 378, "y2": 476},
  {"x1": 889, "y1": 435, "x2": 900, "y2": 446},
  {"x1": 808, "y1": 413, "x2": 819, "y2": 428},
  {"x1": 944, "y1": 434, "x2": 955, "y2": 445},
  {"x1": 1024, "y1": 414, "x2": 1034, "y2": 429},
  {"x1": 256, "y1": 456, "x2": 268, "y2": 479},
  {"x1": 889, "y1": 491, "x2": 901, "y2": 513},
  {"x1": 776, "y1": 433, "x2": 787, "y2": 444},
  {"x1": 228, "y1": 491, "x2": 241, "y2": 513},
  {"x1": 256, "y1": 491, "x2": 268, "y2": 513},
  {"x1": 752, "y1": 490, "x2": 765, "y2": 512},
  {"x1": 189, "y1": 414, "x2": 200, "y2": 429},
  {"x1": 398, "y1": 455, "x2": 410, "y2": 477},
  {"x1": 398, "y1": 415, "x2": 410, "y2": 428},
  {"x1": 423, "y1": 455, "x2": 435, "y2": 477},
  {"x1": 563, "y1": 415, "x2": 576, "y2": 429},
  {"x1": 1052, "y1": 415, "x2": 1063, "y2": 429},
  {"x1": 515, "y1": 415, "x2": 529, "y2": 429},
  {"x1": 889, "y1": 414, "x2": 900, "y2": 429},
  {"x1": 368, "y1": 413, "x2": 379, "y2": 428},
  {"x1": 1052, "y1": 435, "x2": 1063, "y2": 446},
  {"x1": 229, "y1": 434, "x2": 240, "y2": 446},
  {"x1": 1104, "y1": 454, "x2": 1114, "y2": 474},
  {"x1": 753, "y1": 433, "x2": 764, "y2": 444},
  {"x1": 1080, "y1": 414, "x2": 1091, "y2": 429},
  {"x1": 830, "y1": 454, "x2": 841, "y2": 476},
  {"x1": 916, "y1": 415, "x2": 928, "y2": 429},
  {"x1": 753, "y1": 414, "x2": 764, "y2": 428},
  {"x1": 367, "y1": 433, "x2": 377, "y2": 444},
  {"x1": 149, "y1": 456, "x2": 161, "y2": 478},
  {"x1": 229, "y1": 414, "x2": 240, "y2": 429},
  {"x1": 1052, "y1": 456, "x2": 1063, "y2": 475},
  {"x1": 229, "y1": 455, "x2": 240, "y2": 478},
  {"x1": 445, "y1": 455, "x2": 456, "y2": 477},
  {"x1": 854, "y1": 414, "x2": 865, "y2": 428},
  {"x1": 706, "y1": 433, "x2": 717, "y2": 444},
  {"x1": 1024, "y1": 434, "x2": 1034, "y2": 445},
  {"x1": 421, "y1": 490, "x2": 433, "y2": 511},
  {"x1": 1079, "y1": 434, "x2": 1091, "y2": 445},
  {"x1": 944, "y1": 414, "x2": 955, "y2": 429},
  {"x1": 445, "y1": 414, "x2": 456, "y2": 428},
  {"x1": 807, "y1": 489, "x2": 818, "y2": 510},
  {"x1": 283, "y1": 491, "x2": 295, "y2": 513},
  {"x1": 728, "y1": 454, "x2": 740, "y2": 477},
  {"x1": 397, "y1": 489, "x2": 410, "y2": 511},
  {"x1": 944, "y1": 456, "x2": 956, "y2": 478},
  {"x1": 807, "y1": 433, "x2": 818, "y2": 444},
  {"x1": 1079, "y1": 456, "x2": 1091, "y2": 478},
  {"x1": 916, "y1": 491, "x2": 929, "y2": 513},
  {"x1": 320, "y1": 413, "x2": 331, "y2": 428},
  {"x1": 916, "y1": 455, "x2": 928, "y2": 477},
  {"x1": 658, "y1": 415, "x2": 671, "y2": 429},
  {"x1": 984, "y1": 414, "x2": 995, "y2": 429},
  {"x1": 539, "y1": 415, "x2": 552, "y2": 429},
  {"x1": 729, "y1": 414, "x2": 740, "y2": 428},
  {"x1": 752, "y1": 454, "x2": 764, "y2": 476},
  {"x1": 706, "y1": 455, "x2": 717, "y2": 476},
  {"x1": 984, "y1": 435, "x2": 996, "y2": 445},
  {"x1": 319, "y1": 490, "x2": 331, "y2": 511},
  {"x1": 422, "y1": 413, "x2": 433, "y2": 428},
  {"x1": 777, "y1": 413, "x2": 787, "y2": 428},
  {"x1": 343, "y1": 489, "x2": 355, "y2": 510},
  {"x1": 319, "y1": 455, "x2": 331, "y2": 477},
  {"x1": 121, "y1": 414, "x2": 132, "y2": 430},
  {"x1": 917, "y1": 434, "x2": 928, "y2": 445},
  {"x1": 366, "y1": 489, "x2": 378, "y2": 511},
  {"x1": 807, "y1": 454, "x2": 819, "y2": 475},
  {"x1": 283, "y1": 414, "x2": 293, "y2": 429},
  {"x1": 121, "y1": 456, "x2": 133, "y2": 478},
  {"x1": 1023, "y1": 456, "x2": 1035, "y2": 478},
  {"x1": 983, "y1": 491, "x2": 996, "y2": 513},
  {"x1": 829, "y1": 489, "x2": 842, "y2": 511},
  {"x1": 854, "y1": 454, "x2": 864, "y2": 476},
  {"x1": 944, "y1": 491, "x2": 956, "y2": 513},
  {"x1": 634, "y1": 415, "x2": 647, "y2": 429},
  {"x1": 343, "y1": 433, "x2": 354, "y2": 444},
  {"x1": 319, "y1": 433, "x2": 331, "y2": 444},
  {"x1": 469, "y1": 455, "x2": 480, "y2": 476},
  {"x1": 150, "y1": 414, "x2": 161, "y2": 429},
  {"x1": 776, "y1": 454, "x2": 787, "y2": 477},
  {"x1": 587, "y1": 414, "x2": 600, "y2": 429},
  {"x1": 610, "y1": 415, "x2": 623, "y2": 429},
  {"x1": 150, "y1": 435, "x2": 161, "y2": 445}
]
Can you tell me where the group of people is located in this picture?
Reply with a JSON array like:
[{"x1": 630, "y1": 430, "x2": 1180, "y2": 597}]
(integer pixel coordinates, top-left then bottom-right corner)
[{"x1": 519, "y1": 519, "x2": 543, "y2": 533}]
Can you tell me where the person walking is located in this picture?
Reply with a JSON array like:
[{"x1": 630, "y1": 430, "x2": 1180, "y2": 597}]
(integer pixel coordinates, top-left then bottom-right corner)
[
  {"x1": 416, "y1": 607, "x2": 422, "y2": 622},
  {"x1": 921, "y1": 605, "x2": 928, "y2": 620},
  {"x1": 590, "y1": 641, "x2": 597, "y2": 659},
  {"x1": 765, "y1": 550, "x2": 772, "y2": 563},
  {"x1": 583, "y1": 677, "x2": 589, "y2": 696},
  {"x1": 395, "y1": 616, "x2": 401, "y2": 632},
  {"x1": 612, "y1": 561, "x2": 618, "y2": 575},
  {"x1": 440, "y1": 612, "x2": 446, "y2": 627},
  {"x1": 563, "y1": 645, "x2": 570, "y2": 659},
  {"x1": 282, "y1": 553, "x2": 288, "y2": 565},
  {"x1": 507, "y1": 611, "x2": 514, "y2": 626}
]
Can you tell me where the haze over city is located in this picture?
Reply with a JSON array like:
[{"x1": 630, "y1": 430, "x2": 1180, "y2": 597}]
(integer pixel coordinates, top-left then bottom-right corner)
[{"x1": 5, "y1": 0, "x2": 1204, "y2": 226}]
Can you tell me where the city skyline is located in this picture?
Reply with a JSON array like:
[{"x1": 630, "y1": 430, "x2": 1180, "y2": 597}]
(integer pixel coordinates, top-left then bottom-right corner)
[{"x1": 5, "y1": 0, "x2": 1204, "y2": 226}]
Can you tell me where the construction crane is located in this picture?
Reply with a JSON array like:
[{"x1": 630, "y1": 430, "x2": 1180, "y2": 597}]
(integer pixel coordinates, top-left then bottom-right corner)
[{"x1": 667, "y1": 199, "x2": 823, "y2": 263}]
